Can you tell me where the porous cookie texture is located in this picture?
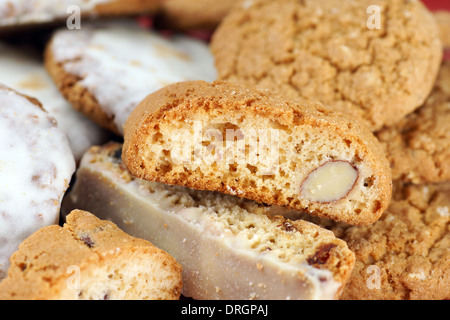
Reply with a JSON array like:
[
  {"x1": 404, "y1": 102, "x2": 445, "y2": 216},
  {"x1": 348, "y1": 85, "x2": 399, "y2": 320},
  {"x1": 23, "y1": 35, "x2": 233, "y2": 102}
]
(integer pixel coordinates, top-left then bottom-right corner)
[
  {"x1": 338, "y1": 182, "x2": 450, "y2": 300},
  {"x1": 211, "y1": 0, "x2": 443, "y2": 131},
  {"x1": 376, "y1": 61, "x2": 450, "y2": 184},
  {"x1": 45, "y1": 22, "x2": 217, "y2": 135},
  {"x1": 123, "y1": 80, "x2": 392, "y2": 225},
  {"x1": 0, "y1": 85, "x2": 75, "y2": 279},
  {"x1": 0, "y1": 0, "x2": 159, "y2": 29},
  {"x1": 62, "y1": 142, "x2": 355, "y2": 300},
  {"x1": 434, "y1": 11, "x2": 450, "y2": 48},
  {"x1": 159, "y1": 0, "x2": 239, "y2": 30},
  {"x1": 0, "y1": 210, "x2": 183, "y2": 300},
  {"x1": 0, "y1": 43, "x2": 109, "y2": 161}
]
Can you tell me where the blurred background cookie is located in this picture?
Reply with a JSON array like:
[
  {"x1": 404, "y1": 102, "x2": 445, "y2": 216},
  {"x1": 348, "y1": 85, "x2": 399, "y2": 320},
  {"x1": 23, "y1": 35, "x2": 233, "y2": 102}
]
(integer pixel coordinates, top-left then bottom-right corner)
[
  {"x1": 211, "y1": 0, "x2": 443, "y2": 131},
  {"x1": 0, "y1": 43, "x2": 109, "y2": 162},
  {"x1": 44, "y1": 21, "x2": 217, "y2": 135},
  {"x1": 0, "y1": 0, "x2": 159, "y2": 33},
  {"x1": 157, "y1": 0, "x2": 239, "y2": 30}
]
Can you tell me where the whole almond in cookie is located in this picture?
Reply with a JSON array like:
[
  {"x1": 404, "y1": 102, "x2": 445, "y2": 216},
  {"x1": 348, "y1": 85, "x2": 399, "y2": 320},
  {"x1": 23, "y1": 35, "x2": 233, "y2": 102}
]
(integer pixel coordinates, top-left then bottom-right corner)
[
  {"x1": 122, "y1": 80, "x2": 392, "y2": 225},
  {"x1": 211, "y1": 0, "x2": 443, "y2": 131}
]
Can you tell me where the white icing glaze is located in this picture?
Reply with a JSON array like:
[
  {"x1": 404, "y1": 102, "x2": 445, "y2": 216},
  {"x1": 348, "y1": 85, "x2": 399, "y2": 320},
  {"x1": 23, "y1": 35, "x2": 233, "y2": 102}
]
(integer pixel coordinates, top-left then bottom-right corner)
[
  {"x1": 51, "y1": 22, "x2": 217, "y2": 134},
  {"x1": 0, "y1": 0, "x2": 110, "y2": 26},
  {"x1": 0, "y1": 43, "x2": 109, "y2": 161},
  {"x1": 0, "y1": 86, "x2": 75, "y2": 279}
]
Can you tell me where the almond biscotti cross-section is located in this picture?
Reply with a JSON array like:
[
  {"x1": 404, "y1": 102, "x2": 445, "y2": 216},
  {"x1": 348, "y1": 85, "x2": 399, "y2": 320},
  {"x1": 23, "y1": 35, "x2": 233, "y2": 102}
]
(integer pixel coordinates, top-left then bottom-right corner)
[
  {"x1": 62, "y1": 142, "x2": 356, "y2": 300},
  {"x1": 123, "y1": 80, "x2": 392, "y2": 225},
  {"x1": 0, "y1": 210, "x2": 182, "y2": 300}
]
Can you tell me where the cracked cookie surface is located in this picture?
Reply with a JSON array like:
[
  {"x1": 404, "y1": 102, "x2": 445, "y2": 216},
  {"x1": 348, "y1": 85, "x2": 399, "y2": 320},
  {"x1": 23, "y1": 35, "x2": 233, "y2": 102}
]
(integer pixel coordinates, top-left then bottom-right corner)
[
  {"x1": 292, "y1": 181, "x2": 450, "y2": 300},
  {"x1": 211, "y1": 0, "x2": 442, "y2": 131},
  {"x1": 338, "y1": 182, "x2": 450, "y2": 300},
  {"x1": 376, "y1": 61, "x2": 450, "y2": 184}
]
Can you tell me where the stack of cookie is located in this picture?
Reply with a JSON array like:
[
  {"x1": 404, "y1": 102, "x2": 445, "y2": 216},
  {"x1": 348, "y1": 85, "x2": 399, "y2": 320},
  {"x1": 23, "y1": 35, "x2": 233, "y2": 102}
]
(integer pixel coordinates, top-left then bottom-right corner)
[{"x1": 0, "y1": 0, "x2": 448, "y2": 300}]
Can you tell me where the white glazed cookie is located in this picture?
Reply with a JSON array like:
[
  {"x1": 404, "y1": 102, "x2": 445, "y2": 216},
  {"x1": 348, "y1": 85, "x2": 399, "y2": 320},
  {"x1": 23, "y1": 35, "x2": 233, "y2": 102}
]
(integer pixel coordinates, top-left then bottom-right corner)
[
  {"x1": 62, "y1": 142, "x2": 356, "y2": 300},
  {"x1": 0, "y1": 43, "x2": 109, "y2": 161},
  {"x1": 45, "y1": 21, "x2": 217, "y2": 135},
  {"x1": 0, "y1": 0, "x2": 159, "y2": 30},
  {"x1": 0, "y1": 85, "x2": 75, "y2": 279}
]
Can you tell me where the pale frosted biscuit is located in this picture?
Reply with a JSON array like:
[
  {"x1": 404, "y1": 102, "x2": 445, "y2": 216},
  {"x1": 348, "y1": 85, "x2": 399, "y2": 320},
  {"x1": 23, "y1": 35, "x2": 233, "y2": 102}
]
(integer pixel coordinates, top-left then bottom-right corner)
[
  {"x1": 0, "y1": 43, "x2": 109, "y2": 162},
  {"x1": 62, "y1": 142, "x2": 355, "y2": 300},
  {"x1": 376, "y1": 61, "x2": 450, "y2": 184},
  {"x1": 211, "y1": 0, "x2": 443, "y2": 131},
  {"x1": 45, "y1": 22, "x2": 217, "y2": 135},
  {"x1": 159, "y1": 0, "x2": 239, "y2": 30},
  {"x1": 0, "y1": 85, "x2": 75, "y2": 279},
  {"x1": 0, "y1": 0, "x2": 159, "y2": 30},
  {"x1": 0, "y1": 210, "x2": 183, "y2": 300},
  {"x1": 123, "y1": 80, "x2": 392, "y2": 225}
]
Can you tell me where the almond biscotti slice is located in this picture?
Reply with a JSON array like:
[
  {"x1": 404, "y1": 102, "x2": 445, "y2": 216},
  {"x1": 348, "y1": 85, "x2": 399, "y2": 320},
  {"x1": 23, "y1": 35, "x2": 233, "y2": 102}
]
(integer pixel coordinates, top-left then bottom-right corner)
[
  {"x1": 62, "y1": 142, "x2": 356, "y2": 300},
  {"x1": 123, "y1": 80, "x2": 392, "y2": 225},
  {"x1": 0, "y1": 210, "x2": 182, "y2": 300}
]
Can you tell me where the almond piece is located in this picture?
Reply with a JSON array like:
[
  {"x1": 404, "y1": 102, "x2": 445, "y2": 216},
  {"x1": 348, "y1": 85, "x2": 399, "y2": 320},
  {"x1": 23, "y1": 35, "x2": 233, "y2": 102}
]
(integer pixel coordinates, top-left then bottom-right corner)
[{"x1": 301, "y1": 161, "x2": 358, "y2": 203}]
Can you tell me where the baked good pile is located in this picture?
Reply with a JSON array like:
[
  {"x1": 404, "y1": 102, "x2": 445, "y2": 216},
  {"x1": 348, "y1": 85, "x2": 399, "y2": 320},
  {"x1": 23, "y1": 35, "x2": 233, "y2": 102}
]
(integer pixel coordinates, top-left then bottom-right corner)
[{"x1": 0, "y1": 0, "x2": 448, "y2": 300}]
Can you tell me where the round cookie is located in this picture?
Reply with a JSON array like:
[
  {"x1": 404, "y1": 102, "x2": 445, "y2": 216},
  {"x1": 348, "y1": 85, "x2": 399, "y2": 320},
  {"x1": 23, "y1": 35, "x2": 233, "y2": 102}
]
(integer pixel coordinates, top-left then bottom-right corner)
[
  {"x1": 338, "y1": 181, "x2": 450, "y2": 300},
  {"x1": 0, "y1": 43, "x2": 109, "y2": 162},
  {"x1": 376, "y1": 61, "x2": 450, "y2": 184},
  {"x1": 45, "y1": 21, "x2": 217, "y2": 135},
  {"x1": 0, "y1": 0, "x2": 159, "y2": 31},
  {"x1": 158, "y1": 0, "x2": 239, "y2": 30},
  {"x1": 0, "y1": 210, "x2": 183, "y2": 300},
  {"x1": 0, "y1": 85, "x2": 75, "y2": 279},
  {"x1": 211, "y1": 0, "x2": 443, "y2": 131},
  {"x1": 434, "y1": 11, "x2": 450, "y2": 48}
]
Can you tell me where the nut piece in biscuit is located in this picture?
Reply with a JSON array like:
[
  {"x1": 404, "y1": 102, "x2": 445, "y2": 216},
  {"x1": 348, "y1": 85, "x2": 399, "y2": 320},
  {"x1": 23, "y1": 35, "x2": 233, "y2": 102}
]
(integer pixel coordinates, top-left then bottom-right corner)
[{"x1": 301, "y1": 161, "x2": 358, "y2": 203}]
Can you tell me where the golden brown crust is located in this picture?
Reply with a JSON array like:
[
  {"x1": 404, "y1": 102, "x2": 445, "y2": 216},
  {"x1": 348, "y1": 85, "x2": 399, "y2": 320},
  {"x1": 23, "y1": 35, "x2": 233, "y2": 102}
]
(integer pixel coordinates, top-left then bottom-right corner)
[
  {"x1": 123, "y1": 80, "x2": 392, "y2": 225},
  {"x1": 44, "y1": 43, "x2": 120, "y2": 135},
  {"x1": 211, "y1": 0, "x2": 443, "y2": 131},
  {"x1": 0, "y1": 210, "x2": 183, "y2": 300}
]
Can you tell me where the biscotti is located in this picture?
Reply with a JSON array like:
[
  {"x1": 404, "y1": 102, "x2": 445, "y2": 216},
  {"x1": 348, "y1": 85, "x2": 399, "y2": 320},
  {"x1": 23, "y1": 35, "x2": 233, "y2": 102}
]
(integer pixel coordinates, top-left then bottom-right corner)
[
  {"x1": 211, "y1": 0, "x2": 443, "y2": 131},
  {"x1": 45, "y1": 21, "x2": 217, "y2": 135},
  {"x1": 62, "y1": 142, "x2": 356, "y2": 300},
  {"x1": 122, "y1": 80, "x2": 392, "y2": 225},
  {"x1": 0, "y1": 210, "x2": 183, "y2": 300},
  {"x1": 0, "y1": 85, "x2": 75, "y2": 279}
]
